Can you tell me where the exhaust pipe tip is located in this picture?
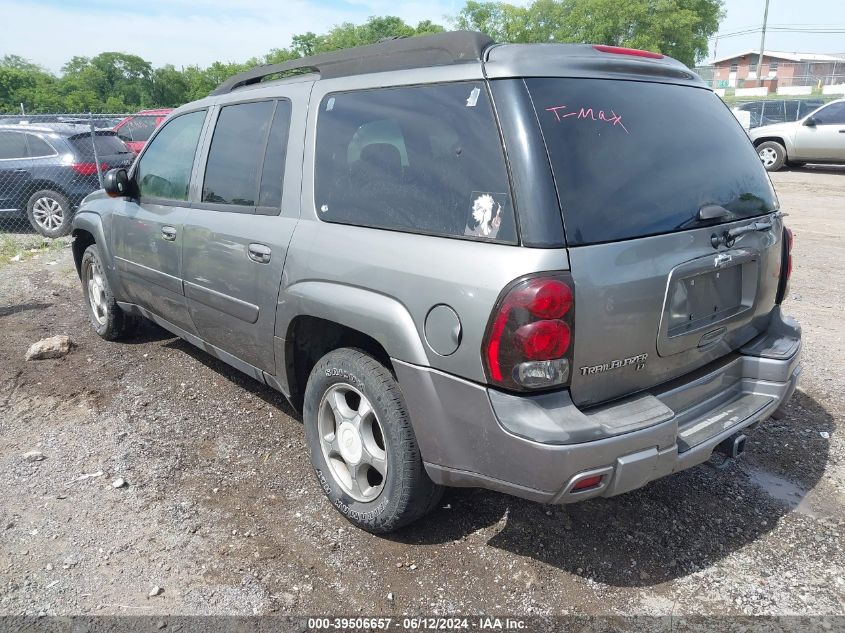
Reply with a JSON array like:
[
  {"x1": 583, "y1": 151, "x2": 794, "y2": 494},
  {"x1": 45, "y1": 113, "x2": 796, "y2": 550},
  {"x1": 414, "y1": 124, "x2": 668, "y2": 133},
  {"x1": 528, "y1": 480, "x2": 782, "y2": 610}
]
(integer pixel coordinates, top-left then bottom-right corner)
[{"x1": 716, "y1": 433, "x2": 747, "y2": 459}]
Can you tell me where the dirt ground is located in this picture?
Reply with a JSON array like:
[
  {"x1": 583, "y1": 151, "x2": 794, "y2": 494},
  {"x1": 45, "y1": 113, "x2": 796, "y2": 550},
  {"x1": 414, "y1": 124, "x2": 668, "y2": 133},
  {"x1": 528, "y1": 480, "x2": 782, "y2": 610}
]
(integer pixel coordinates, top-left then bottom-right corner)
[{"x1": 0, "y1": 168, "x2": 843, "y2": 619}]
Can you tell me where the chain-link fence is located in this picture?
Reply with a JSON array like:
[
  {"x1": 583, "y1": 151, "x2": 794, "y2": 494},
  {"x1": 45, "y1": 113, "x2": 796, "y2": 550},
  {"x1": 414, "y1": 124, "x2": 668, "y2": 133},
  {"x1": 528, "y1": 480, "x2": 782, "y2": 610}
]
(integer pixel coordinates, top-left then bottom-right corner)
[
  {"x1": 695, "y1": 60, "x2": 845, "y2": 97},
  {"x1": 0, "y1": 114, "x2": 143, "y2": 260}
]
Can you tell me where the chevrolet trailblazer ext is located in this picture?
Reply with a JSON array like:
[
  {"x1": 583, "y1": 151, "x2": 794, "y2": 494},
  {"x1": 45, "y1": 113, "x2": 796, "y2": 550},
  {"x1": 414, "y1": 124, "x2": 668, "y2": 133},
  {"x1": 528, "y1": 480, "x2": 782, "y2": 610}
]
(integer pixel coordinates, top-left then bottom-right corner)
[{"x1": 71, "y1": 33, "x2": 801, "y2": 532}]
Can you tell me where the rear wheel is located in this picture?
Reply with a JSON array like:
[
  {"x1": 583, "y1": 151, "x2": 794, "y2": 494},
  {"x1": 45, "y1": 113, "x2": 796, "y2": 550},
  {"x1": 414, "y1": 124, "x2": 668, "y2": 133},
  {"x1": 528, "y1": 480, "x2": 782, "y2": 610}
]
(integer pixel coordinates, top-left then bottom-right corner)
[
  {"x1": 303, "y1": 348, "x2": 442, "y2": 533},
  {"x1": 757, "y1": 141, "x2": 786, "y2": 172},
  {"x1": 80, "y1": 244, "x2": 139, "y2": 340},
  {"x1": 26, "y1": 189, "x2": 72, "y2": 238}
]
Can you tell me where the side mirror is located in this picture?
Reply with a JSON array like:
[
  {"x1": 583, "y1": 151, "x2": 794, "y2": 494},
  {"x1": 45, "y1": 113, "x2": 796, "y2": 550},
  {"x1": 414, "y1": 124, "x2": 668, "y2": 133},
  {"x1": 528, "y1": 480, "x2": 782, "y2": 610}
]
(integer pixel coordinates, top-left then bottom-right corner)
[
  {"x1": 804, "y1": 116, "x2": 817, "y2": 127},
  {"x1": 103, "y1": 168, "x2": 132, "y2": 197}
]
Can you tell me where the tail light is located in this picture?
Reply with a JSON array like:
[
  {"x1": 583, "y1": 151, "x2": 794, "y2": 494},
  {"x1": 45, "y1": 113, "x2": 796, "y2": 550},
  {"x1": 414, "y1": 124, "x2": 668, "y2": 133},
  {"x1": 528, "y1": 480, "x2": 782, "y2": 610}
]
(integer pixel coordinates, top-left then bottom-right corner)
[
  {"x1": 483, "y1": 274, "x2": 575, "y2": 391},
  {"x1": 592, "y1": 45, "x2": 664, "y2": 59},
  {"x1": 71, "y1": 162, "x2": 108, "y2": 176},
  {"x1": 776, "y1": 226, "x2": 793, "y2": 304}
]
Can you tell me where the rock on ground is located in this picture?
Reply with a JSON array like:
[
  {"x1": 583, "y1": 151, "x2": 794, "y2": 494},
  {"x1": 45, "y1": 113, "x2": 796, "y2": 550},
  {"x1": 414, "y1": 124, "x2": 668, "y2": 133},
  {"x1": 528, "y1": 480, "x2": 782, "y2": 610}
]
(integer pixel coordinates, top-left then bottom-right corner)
[{"x1": 25, "y1": 335, "x2": 74, "y2": 361}]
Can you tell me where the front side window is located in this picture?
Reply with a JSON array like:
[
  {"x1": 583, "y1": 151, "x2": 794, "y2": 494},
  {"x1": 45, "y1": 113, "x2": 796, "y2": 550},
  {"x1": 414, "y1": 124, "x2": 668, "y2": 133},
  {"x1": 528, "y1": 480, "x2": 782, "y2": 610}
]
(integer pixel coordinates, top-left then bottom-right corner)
[
  {"x1": 314, "y1": 82, "x2": 516, "y2": 243},
  {"x1": 813, "y1": 102, "x2": 845, "y2": 125},
  {"x1": 136, "y1": 110, "x2": 206, "y2": 201},
  {"x1": 0, "y1": 131, "x2": 28, "y2": 159},
  {"x1": 202, "y1": 101, "x2": 275, "y2": 207}
]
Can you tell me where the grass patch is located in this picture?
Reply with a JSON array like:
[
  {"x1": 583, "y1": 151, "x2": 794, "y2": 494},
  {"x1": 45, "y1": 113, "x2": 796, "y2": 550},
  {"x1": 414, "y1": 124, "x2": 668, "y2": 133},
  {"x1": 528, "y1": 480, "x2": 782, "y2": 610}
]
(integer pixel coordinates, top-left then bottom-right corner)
[{"x1": 0, "y1": 233, "x2": 69, "y2": 266}]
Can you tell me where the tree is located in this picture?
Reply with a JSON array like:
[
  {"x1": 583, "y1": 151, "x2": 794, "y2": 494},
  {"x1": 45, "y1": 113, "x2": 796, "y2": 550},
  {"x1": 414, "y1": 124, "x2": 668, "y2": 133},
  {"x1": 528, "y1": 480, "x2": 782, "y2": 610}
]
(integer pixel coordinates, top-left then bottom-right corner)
[{"x1": 454, "y1": 0, "x2": 723, "y2": 66}]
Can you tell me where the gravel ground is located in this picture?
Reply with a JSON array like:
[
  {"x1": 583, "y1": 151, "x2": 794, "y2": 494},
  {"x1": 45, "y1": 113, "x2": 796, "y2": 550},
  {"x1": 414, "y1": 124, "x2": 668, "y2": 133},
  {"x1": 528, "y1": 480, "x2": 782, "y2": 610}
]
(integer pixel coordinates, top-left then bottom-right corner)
[{"x1": 0, "y1": 168, "x2": 843, "y2": 618}]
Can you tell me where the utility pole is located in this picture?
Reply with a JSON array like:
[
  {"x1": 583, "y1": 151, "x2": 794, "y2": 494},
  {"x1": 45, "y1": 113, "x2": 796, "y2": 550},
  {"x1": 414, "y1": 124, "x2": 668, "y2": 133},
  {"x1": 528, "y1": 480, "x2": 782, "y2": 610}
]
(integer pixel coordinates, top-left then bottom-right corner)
[{"x1": 756, "y1": 0, "x2": 770, "y2": 86}]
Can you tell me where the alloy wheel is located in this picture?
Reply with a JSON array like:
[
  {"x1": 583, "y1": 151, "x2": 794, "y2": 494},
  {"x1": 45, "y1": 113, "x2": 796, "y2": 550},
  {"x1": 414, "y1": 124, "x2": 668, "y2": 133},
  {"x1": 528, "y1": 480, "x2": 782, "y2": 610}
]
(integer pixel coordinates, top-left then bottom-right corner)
[
  {"x1": 32, "y1": 196, "x2": 65, "y2": 231},
  {"x1": 86, "y1": 257, "x2": 108, "y2": 326},
  {"x1": 758, "y1": 147, "x2": 778, "y2": 168},
  {"x1": 317, "y1": 383, "x2": 388, "y2": 502}
]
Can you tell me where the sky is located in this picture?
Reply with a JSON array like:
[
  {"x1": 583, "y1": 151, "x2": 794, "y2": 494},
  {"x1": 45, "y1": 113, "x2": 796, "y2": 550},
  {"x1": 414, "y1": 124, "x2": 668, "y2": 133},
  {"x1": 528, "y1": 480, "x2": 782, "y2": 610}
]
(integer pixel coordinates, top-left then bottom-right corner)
[{"x1": 1, "y1": 0, "x2": 843, "y2": 73}]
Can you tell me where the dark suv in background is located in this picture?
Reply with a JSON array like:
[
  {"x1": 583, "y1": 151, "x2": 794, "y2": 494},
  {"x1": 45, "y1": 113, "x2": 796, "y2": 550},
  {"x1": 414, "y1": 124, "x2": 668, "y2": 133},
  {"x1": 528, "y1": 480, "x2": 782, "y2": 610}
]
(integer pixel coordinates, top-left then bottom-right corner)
[
  {"x1": 0, "y1": 124, "x2": 134, "y2": 237},
  {"x1": 734, "y1": 98, "x2": 825, "y2": 129}
]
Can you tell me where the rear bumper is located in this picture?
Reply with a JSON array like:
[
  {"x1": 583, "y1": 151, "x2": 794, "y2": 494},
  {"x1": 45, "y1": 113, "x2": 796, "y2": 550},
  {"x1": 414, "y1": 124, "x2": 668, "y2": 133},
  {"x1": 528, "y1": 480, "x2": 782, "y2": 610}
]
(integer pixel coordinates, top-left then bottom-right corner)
[{"x1": 395, "y1": 308, "x2": 801, "y2": 504}]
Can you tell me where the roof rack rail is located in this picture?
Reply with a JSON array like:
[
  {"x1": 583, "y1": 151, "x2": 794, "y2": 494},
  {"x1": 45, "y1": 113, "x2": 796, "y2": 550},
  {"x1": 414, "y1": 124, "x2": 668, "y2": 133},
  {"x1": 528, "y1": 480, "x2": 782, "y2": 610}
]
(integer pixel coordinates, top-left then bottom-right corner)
[{"x1": 210, "y1": 31, "x2": 495, "y2": 96}]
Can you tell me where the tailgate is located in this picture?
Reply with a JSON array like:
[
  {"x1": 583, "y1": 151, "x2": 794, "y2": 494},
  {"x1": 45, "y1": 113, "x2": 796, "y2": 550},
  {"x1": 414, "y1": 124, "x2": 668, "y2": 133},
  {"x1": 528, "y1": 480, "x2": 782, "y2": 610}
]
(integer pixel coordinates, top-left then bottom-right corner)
[{"x1": 568, "y1": 217, "x2": 783, "y2": 406}]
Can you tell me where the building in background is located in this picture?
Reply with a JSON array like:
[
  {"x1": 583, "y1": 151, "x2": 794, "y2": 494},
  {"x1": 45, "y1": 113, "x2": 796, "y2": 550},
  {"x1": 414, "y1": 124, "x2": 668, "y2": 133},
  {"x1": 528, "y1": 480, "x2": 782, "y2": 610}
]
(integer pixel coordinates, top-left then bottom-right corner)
[{"x1": 711, "y1": 50, "x2": 845, "y2": 92}]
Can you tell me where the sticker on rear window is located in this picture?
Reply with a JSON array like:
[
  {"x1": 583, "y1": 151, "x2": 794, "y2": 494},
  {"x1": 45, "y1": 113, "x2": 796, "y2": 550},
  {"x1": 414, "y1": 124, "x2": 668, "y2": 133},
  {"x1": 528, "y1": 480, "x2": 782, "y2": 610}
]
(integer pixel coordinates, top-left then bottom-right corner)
[
  {"x1": 465, "y1": 192, "x2": 509, "y2": 239},
  {"x1": 465, "y1": 86, "x2": 480, "y2": 107}
]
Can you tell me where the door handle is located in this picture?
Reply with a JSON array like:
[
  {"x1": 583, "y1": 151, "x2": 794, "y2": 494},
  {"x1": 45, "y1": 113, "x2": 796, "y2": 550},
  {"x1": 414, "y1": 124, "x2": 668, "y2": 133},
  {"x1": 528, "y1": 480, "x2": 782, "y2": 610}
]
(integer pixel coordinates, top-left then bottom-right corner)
[
  {"x1": 839, "y1": 129, "x2": 845, "y2": 133},
  {"x1": 248, "y1": 243, "x2": 271, "y2": 264},
  {"x1": 161, "y1": 226, "x2": 177, "y2": 241}
]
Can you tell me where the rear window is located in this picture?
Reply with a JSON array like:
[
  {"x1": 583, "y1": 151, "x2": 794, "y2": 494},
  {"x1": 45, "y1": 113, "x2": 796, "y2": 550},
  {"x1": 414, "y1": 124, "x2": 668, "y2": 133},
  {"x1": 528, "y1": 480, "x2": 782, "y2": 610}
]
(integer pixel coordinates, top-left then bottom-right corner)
[
  {"x1": 70, "y1": 133, "x2": 131, "y2": 159},
  {"x1": 314, "y1": 82, "x2": 516, "y2": 243},
  {"x1": 527, "y1": 78, "x2": 777, "y2": 246}
]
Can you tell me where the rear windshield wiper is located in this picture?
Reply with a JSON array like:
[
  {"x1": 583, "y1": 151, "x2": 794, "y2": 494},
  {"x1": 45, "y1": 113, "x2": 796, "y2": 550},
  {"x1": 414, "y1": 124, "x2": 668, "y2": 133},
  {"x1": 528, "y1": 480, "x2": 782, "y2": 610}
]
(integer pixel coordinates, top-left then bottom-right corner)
[{"x1": 711, "y1": 219, "x2": 774, "y2": 248}]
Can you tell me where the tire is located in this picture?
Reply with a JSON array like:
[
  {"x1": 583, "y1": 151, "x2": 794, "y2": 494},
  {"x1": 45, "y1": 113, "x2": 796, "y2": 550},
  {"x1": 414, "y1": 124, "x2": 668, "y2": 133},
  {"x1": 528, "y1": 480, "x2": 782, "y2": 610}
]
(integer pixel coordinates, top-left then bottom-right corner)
[
  {"x1": 80, "y1": 244, "x2": 139, "y2": 340},
  {"x1": 26, "y1": 189, "x2": 72, "y2": 238},
  {"x1": 303, "y1": 348, "x2": 443, "y2": 533},
  {"x1": 756, "y1": 141, "x2": 787, "y2": 172}
]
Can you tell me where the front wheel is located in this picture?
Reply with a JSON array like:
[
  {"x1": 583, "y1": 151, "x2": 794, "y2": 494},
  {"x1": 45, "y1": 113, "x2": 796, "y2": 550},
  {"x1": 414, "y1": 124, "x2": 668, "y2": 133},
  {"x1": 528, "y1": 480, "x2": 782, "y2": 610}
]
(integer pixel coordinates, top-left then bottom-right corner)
[
  {"x1": 80, "y1": 244, "x2": 139, "y2": 340},
  {"x1": 757, "y1": 141, "x2": 787, "y2": 172},
  {"x1": 303, "y1": 348, "x2": 442, "y2": 533},
  {"x1": 26, "y1": 189, "x2": 72, "y2": 237}
]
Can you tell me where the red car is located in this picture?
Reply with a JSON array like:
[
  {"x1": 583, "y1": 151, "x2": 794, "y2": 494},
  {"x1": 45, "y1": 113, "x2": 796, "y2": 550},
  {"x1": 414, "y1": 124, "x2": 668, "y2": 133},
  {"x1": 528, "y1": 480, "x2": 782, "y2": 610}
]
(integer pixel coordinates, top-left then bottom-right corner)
[{"x1": 113, "y1": 108, "x2": 173, "y2": 154}]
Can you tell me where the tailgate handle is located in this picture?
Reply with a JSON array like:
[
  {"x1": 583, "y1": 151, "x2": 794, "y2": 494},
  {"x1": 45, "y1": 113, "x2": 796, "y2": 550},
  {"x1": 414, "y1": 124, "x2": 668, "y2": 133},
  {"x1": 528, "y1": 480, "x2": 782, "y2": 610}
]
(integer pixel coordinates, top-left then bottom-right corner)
[{"x1": 698, "y1": 327, "x2": 727, "y2": 348}]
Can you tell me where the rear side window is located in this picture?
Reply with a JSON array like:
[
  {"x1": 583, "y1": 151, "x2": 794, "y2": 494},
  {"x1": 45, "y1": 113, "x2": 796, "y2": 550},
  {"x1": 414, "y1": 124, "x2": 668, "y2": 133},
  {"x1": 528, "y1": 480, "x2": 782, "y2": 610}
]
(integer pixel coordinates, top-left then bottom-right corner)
[
  {"x1": 0, "y1": 131, "x2": 28, "y2": 159},
  {"x1": 527, "y1": 78, "x2": 777, "y2": 245},
  {"x1": 25, "y1": 134, "x2": 55, "y2": 157},
  {"x1": 118, "y1": 116, "x2": 158, "y2": 142},
  {"x1": 70, "y1": 133, "x2": 130, "y2": 159},
  {"x1": 202, "y1": 100, "x2": 275, "y2": 207},
  {"x1": 762, "y1": 101, "x2": 786, "y2": 123},
  {"x1": 136, "y1": 110, "x2": 206, "y2": 201},
  {"x1": 784, "y1": 101, "x2": 800, "y2": 121},
  {"x1": 258, "y1": 101, "x2": 291, "y2": 209},
  {"x1": 315, "y1": 82, "x2": 516, "y2": 243}
]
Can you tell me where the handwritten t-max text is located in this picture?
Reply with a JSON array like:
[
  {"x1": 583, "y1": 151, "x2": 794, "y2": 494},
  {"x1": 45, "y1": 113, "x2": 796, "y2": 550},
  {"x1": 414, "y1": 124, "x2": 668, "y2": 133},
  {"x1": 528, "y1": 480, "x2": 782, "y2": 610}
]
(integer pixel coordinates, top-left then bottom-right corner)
[{"x1": 545, "y1": 105, "x2": 630, "y2": 134}]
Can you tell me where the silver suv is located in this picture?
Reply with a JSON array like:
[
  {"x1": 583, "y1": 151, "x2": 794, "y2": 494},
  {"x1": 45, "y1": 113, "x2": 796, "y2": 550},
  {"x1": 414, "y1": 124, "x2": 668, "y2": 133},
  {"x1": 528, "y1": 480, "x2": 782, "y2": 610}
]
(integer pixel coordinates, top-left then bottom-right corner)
[
  {"x1": 749, "y1": 98, "x2": 845, "y2": 171},
  {"x1": 71, "y1": 33, "x2": 801, "y2": 532}
]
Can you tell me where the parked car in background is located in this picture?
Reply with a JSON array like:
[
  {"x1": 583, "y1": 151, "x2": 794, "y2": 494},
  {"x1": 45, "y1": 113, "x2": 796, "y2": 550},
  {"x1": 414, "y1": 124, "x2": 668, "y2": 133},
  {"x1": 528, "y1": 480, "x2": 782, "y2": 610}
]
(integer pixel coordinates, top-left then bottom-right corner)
[
  {"x1": 73, "y1": 33, "x2": 800, "y2": 533},
  {"x1": 0, "y1": 124, "x2": 134, "y2": 237},
  {"x1": 114, "y1": 109, "x2": 173, "y2": 154},
  {"x1": 733, "y1": 98, "x2": 825, "y2": 129},
  {"x1": 749, "y1": 98, "x2": 845, "y2": 171}
]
